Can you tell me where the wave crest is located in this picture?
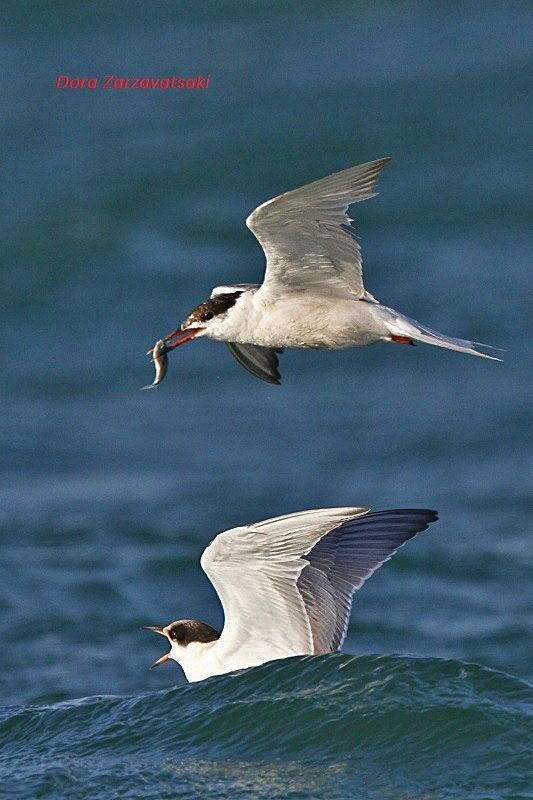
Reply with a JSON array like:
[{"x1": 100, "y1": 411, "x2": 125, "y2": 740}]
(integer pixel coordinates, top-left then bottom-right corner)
[{"x1": 0, "y1": 654, "x2": 530, "y2": 799}]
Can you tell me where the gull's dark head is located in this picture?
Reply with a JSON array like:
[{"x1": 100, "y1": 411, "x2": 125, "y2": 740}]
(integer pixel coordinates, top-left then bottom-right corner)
[
  {"x1": 180, "y1": 291, "x2": 243, "y2": 332},
  {"x1": 144, "y1": 620, "x2": 221, "y2": 668}
]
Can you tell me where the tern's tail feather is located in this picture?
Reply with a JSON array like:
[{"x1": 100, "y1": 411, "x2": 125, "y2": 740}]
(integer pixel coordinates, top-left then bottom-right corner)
[{"x1": 382, "y1": 308, "x2": 502, "y2": 361}]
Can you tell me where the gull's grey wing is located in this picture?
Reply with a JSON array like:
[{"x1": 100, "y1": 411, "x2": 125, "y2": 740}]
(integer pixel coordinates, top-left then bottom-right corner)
[
  {"x1": 246, "y1": 158, "x2": 390, "y2": 299},
  {"x1": 200, "y1": 506, "x2": 437, "y2": 673},
  {"x1": 225, "y1": 342, "x2": 283, "y2": 385},
  {"x1": 297, "y1": 509, "x2": 438, "y2": 653},
  {"x1": 200, "y1": 507, "x2": 370, "y2": 671}
]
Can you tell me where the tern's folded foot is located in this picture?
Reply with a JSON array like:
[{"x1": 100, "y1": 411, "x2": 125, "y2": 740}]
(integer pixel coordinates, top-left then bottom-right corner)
[{"x1": 390, "y1": 335, "x2": 416, "y2": 346}]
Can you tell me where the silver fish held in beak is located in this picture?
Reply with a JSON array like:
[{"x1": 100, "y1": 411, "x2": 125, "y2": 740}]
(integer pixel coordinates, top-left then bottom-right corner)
[
  {"x1": 142, "y1": 325, "x2": 206, "y2": 390},
  {"x1": 142, "y1": 339, "x2": 169, "y2": 389}
]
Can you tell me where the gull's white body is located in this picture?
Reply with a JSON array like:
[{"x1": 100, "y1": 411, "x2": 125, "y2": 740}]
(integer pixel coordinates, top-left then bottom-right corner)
[{"x1": 150, "y1": 506, "x2": 437, "y2": 682}]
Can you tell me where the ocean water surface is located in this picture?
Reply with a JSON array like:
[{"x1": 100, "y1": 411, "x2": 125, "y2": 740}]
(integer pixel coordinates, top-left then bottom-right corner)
[
  {"x1": 1, "y1": 656, "x2": 531, "y2": 799},
  {"x1": 1, "y1": 1, "x2": 531, "y2": 798}
]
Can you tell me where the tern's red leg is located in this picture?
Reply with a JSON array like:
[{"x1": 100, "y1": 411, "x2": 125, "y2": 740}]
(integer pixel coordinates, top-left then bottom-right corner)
[{"x1": 390, "y1": 335, "x2": 416, "y2": 346}]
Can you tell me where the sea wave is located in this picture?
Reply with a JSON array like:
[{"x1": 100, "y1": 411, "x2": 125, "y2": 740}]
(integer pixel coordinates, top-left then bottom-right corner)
[{"x1": 0, "y1": 654, "x2": 530, "y2": 799}]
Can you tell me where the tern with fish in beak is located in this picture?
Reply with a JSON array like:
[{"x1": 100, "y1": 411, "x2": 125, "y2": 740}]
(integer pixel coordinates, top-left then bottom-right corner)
[
  {"x1": 146, "y1": 157, "x2": 499, "y2": 386},
  {"x1": 145, "y1": 505, "x2": 438, "y2": 682}
]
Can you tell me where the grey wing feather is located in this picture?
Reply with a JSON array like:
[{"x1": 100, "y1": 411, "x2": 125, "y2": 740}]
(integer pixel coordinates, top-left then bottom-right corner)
[
  {"x1": 297, "y1": 509, "x2": 438, "y2": 653},
  {"x1": 200, "y1": 507, "x2": 370, "y2": 665},
  {"x1": 247, "y1": 158, "x2": 391, "y2": 298},
  {"x1": 225, "y1": 342, "x2": 283, "y2": 385}
]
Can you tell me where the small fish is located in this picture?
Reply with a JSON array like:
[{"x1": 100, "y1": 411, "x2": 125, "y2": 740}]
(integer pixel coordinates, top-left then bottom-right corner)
[{"x1": 142, "y1": 339, "x2": 169, "y2": 389}]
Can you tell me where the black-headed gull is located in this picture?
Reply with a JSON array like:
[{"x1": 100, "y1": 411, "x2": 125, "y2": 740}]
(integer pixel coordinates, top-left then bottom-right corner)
[{"x1": 145, "y1": 505, "x2": 437, "y2": 682}]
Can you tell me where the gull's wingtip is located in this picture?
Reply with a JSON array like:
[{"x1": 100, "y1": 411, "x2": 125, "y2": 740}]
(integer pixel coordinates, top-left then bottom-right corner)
[
  {"x1": 474, "y1": 341, "x2": 505, "y2": 356},
  {"x1": 471, "y1": 344, "x2": 504, "y2": 362}
]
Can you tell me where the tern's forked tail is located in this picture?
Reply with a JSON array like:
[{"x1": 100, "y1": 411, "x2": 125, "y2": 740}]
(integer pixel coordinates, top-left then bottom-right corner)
[{"x1": 380, "y1": 306, "x2": 502, "y2": 361}]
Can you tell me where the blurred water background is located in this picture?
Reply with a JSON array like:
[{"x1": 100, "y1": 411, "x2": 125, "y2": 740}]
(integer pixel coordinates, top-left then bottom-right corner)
[{"x1": 1, "y1": 1, "x2": 531, "y2": 797}]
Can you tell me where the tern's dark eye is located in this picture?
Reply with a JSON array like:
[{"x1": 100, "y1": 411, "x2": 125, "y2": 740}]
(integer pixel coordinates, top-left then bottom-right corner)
[
  {"x1": 169, "y1": 629, "x2": 177, "y2": 640},
  {"x1": 201, "y1": 311, "x2": 214, "y2": 321}
]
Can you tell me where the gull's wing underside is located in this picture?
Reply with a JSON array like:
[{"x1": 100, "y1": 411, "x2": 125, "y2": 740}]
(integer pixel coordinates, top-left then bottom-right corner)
[{"x1": 200, "y1": 506, "x2": 437, "y2": 671}]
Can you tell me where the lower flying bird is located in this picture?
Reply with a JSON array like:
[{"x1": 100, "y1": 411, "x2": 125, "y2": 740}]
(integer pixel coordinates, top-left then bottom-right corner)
[
  {"x1": 145, "y1": 505, "x2": 438, "y2": 682},
  {"x1": 147, "y1": 157, "x2": 499, "y2": 385}
]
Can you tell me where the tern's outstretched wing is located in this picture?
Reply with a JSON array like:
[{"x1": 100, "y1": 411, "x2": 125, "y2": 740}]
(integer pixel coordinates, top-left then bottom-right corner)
[
  {"x1": 225, "y1": 342, "x2": 283, "y2": 385},
  {"x1": 200, "y1": 506, "x2": 437, "y2": 672},
  {"x1": 246, "y1": 158, "x2": 390, "y2": 300}
]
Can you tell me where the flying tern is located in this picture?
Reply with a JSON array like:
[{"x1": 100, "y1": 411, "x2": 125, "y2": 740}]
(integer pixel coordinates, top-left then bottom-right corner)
[
  {"x1": 148, "y1": 157, "x2": 499, "y2": 385},
  {"x1": 145, "y1": 505, "x2": 438, "y2": 682}
]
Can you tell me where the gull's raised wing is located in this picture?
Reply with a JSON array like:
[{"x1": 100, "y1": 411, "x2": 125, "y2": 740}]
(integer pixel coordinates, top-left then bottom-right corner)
[
  {"x1": 200, "y1": 506, "x2": 437, "y2": 672},
  {"x1": 297, "y1": 508, "x2": 438, "y2": 653},
  {"x1": 200, "y1": 508, "x2": 369, "y2": 669},
  {"x1": 246, "y1": 158, "x2": 390, "y2": 299}
]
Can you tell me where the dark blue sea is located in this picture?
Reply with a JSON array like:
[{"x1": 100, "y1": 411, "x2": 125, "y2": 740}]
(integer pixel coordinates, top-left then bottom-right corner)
[{"x1": 1, "y1": 2, "x2": 531, "y2": 797}]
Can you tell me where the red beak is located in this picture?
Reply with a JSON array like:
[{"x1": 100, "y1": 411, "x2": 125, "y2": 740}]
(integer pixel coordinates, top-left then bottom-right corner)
[
  {"x1": 163, "y1": 327, "x2": 205, "y2": 351},
  {"x1": 150, "y1": 652, "x2": 171, "y2": 669}
]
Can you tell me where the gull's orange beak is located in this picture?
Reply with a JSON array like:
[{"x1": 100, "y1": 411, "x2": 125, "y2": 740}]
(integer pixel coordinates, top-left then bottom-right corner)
[
  {"x1": 150, "y1": 652, "x2": 170, "y2": 669},
  {"x1": 163, "y1": 327, "x2": 205, "y2": 351}
]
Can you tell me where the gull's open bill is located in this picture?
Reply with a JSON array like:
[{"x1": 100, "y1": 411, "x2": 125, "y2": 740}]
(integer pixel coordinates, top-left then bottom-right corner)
[{"x1": 143, "y1": 626, "x2": 172, "y2": 668}]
